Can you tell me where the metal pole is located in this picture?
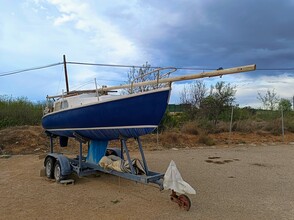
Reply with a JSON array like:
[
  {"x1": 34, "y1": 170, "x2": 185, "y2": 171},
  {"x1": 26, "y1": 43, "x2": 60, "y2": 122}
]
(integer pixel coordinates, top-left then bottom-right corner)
[
  {"x1": 229, "y1": 106, "x2": 234, "y2": 145},
  {"x1": 50, "y1": 136, "x2": 54, "y2": 153},
  {"x1": 157, "y1": 70, "x2": 160, "y2": 89},
  {"x1": 63, "y1": 55, "x2": 69, "y2": 94},
  {"x1": 79, "y1": 142, "x2": 83, "y2": 174},
  {"x1": 157, "y1": 126, "x2": 159, "y2": 149},
  {"x1": 136, "y1": 137, "x2": 149, "y2": 175},
  {"x1": 281, "y1": 107, "x2": 285, "y2": 142},
  {"x1": 121, "y1": 139, "x2": 136, "y2": 175},
  {"x1": 120, "y1": 139, "x2": 124, "y2": 160},
  {"x1": 94, "y1": 78, "x2": 99, "y2": 101}
]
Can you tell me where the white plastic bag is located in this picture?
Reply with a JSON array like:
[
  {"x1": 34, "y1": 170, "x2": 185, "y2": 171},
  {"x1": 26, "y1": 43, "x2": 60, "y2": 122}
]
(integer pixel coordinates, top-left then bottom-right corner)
[{"x1": 163, "y1": 160, "x2": 196, "y2": 195}]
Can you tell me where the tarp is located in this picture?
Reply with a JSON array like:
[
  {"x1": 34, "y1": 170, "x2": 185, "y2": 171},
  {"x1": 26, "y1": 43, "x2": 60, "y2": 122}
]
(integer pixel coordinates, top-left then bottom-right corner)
[
  {"x1": 86, "y1": 140, "x2": 108, "y2": 164},
  {"x1": 99, "y1": 155, "x2": 146, "y2": 175},
  {"x1": 163, "y1": 160, "x2": 196, "y2": 195}
]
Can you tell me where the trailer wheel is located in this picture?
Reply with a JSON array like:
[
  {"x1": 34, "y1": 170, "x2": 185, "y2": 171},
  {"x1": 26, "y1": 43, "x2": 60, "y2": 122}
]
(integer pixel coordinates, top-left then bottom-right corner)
[
  {"x1": 45, "y1": 157, "x2": 55, "y2": 179},
  {"x1": 54, "y1": 161, "x2": 66, "y2": 182},
  {"x1": 178, "y1": 194, "x2": 191, "y2": 211}
]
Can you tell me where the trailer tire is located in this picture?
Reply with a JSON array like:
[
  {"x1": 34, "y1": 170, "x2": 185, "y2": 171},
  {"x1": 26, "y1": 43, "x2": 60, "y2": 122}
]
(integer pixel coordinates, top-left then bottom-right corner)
[
  {"x1": 54, "y1": 161, "x2": 66, "y2": 182},
  {"x1": 45, "y1": 157, "x2": 55, "y2": 179}
]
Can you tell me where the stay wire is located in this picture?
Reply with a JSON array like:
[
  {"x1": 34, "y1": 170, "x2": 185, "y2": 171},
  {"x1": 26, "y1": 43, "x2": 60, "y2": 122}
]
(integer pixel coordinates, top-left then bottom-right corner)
[
  {"x1": 0, "y1": 62, "x2": 63, "y2": 77},
  {"x1": 67, "y1": 61, "x2": 294, "y2": 71},
  {"x1": 67, "y1": 61, "x2": 215, "y2": 70},
  {"x1": 67, "y1": 61, "x2": 161, "y2": 69},
  {"x1": 1, "y1": 60, "x2": 294, "y2": 77}
]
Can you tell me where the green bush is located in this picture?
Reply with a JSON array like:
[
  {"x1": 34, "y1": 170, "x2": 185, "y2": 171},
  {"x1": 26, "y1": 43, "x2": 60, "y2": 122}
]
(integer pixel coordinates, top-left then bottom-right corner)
[
  {"x1": 158, "y1": 111, "x2": 180, "y2": 132},
  {"x1": 0, "y1": 95, "x2": 43, "y2": 128}
]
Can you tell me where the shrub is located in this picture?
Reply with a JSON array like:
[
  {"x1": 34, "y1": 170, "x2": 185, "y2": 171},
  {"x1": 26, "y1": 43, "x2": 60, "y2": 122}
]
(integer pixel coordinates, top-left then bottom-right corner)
[
  {"x1": 159, "y1": 131, "x2": 185, "y2": 148},
  {"x1": 198, "y1": 134, "x2": 215, "y2": 146},
  {"x1": 0, "y1": 96, "x2": 43, "y2": 128},
  {"x1": 157, "y1": 111, "x2": 180, "y2": 132},
  {"x1": 181, "y1": 121, "x2": 199, "y2": 135}
]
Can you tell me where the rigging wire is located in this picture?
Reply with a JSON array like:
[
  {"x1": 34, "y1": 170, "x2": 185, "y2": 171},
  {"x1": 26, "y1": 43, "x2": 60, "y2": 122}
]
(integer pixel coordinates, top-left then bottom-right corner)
[
  {"x1": 67, "y1": 61, "x2": 294, "y2": 71},
  {"x1": 1, "y1": 60, "x2": 294, "y2": 78},
  {"x1": 0, "y1": 62, "x2": 63, "y2": 77},
  {"x1": 67, "y1": 61, "x2": 216, "y2": 70},
  {"x1": 255, "y1": 68, "x2": 294, "y2": 71},
  {"x1": 56, "y1": 63, "x2": 65, "y2": 96}
]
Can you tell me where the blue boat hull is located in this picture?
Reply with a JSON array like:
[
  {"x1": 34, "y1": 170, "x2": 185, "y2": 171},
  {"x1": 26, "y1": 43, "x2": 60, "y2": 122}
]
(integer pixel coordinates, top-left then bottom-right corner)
[{"x1": 42, "y1": 89, "x2": 170, "y2": 140}]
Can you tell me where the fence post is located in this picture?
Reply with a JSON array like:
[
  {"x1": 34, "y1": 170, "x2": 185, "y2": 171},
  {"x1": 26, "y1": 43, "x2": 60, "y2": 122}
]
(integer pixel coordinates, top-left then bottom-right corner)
[
  {"x1": 281, "y1": 107, "x2": 285, "y2": 142},
  {"x1": 229, "y1": 105, "x2": 234, "y2": 145}
]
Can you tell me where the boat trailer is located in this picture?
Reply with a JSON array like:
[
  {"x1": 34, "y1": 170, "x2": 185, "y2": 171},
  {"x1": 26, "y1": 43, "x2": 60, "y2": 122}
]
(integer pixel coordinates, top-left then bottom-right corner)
[{"x1": 43, "y1": 132, "x2": 192, "y2": 211}]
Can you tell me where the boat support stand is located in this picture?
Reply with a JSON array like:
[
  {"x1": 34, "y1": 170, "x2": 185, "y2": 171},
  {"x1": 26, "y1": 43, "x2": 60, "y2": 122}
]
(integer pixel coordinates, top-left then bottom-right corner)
[{"x1": 44, "y1": 133, "x2": 192, "y2": 210}]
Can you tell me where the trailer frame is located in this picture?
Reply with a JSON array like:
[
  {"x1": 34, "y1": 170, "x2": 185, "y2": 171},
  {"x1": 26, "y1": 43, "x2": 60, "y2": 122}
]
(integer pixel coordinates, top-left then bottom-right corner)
[{"x1": 44, "y1": 133, "x2": 164, "y2": 188}]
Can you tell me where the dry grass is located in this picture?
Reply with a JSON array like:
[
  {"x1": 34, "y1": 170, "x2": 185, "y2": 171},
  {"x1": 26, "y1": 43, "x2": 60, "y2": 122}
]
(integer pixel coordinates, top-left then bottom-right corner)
[
  {"x1": 158, "y1": 131, "x2": 186, "y2": 148},
  {"x1": 2, "y1": 125, "x2": 294, "y2": 155},
  {"x1": 181, "y1": 121, "x2": 199, "y2": 135},
  {"x1": 198, "y1": 133, "x2": 215, "y2": 146}
]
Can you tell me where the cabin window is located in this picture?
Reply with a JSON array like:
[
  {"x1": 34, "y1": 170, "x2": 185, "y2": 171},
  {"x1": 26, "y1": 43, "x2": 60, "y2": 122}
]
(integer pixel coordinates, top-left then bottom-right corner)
[
  {"x1": 61, "y1": 100, "x2": 68, "y2": 109},
  {"x1": 55, "y1": 102, "x2": 61, "y2": 111},
  {"x1": 54, "y1": 100, "x2": 68, "y2": 111}
]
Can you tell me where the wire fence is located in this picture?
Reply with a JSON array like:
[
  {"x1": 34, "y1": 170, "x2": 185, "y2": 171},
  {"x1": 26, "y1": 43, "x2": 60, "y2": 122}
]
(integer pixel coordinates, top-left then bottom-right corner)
[{"x1": 166, "y1": 105, "x2": 294, "y2": 143}]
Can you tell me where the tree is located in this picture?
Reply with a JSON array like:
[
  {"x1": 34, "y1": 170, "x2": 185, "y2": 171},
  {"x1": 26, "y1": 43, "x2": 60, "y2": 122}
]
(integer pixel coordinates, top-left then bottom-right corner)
[
  {"x1": 278, "y1": 98, "x2": 292, "y2": 111},
  {"x1": 179, "y1": 81, "x2": 236, "y2": 123},
  {"x1": 179, "y1": 80, "x2": 207, "y2": 108},
  {"x1": 125, "y1": 62, "x2": 153, "y2": 94},
  {"x1": 190, "y1": 80, "x2": 207, "y2": 108},
  {"x1": 124, "y1": 62, "x2": 170, "y2": 94},
  {"x1": 200, "y1": 81, "x2": 236, "y2": 124},
  {"x1": 257, "y1": 89, "x2": 279, "y2": 110},
  {"x1": 179, "y1": 86, "x2": 190, "y2": 105}
]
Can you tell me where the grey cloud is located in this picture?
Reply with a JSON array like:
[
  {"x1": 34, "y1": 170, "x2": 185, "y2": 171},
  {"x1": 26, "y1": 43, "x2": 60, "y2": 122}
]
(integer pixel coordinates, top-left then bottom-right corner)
[{"x1": 113, "y1": 0, "x2": 294, "y2": 76}]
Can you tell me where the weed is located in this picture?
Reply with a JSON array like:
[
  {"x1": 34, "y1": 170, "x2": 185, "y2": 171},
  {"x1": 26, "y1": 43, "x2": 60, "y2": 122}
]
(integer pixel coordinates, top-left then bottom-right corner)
[
  {"x1": 198, "y1": 134, "x2": 215, "y2": 146},
  {"x1": 181, "y1": 121, "x2": 199, "y2": 135}
]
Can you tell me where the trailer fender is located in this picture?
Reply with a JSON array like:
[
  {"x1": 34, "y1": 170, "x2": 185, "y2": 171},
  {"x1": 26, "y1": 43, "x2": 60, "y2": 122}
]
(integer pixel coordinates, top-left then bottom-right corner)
[{"x1": 44, "y1": 153, "x2": 72, "y2": 176}]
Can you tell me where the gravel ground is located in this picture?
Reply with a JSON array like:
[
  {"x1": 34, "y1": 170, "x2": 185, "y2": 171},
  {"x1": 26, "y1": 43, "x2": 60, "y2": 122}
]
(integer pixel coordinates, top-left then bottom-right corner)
[{"x1": 0, "y1": 144, "x2": 294, "y2": 220}]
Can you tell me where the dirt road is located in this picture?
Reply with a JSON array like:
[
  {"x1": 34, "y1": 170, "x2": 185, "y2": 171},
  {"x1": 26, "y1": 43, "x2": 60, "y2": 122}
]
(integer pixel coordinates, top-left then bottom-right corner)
[{"x1": 1, "y1": 144, "x2": 294, "y2": 219}]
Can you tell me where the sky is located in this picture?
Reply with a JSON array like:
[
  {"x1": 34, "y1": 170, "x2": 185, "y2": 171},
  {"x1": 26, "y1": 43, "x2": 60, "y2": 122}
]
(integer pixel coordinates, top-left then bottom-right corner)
[{"x1": 1, "y1": 0, "x2": 294, "y2": 108}]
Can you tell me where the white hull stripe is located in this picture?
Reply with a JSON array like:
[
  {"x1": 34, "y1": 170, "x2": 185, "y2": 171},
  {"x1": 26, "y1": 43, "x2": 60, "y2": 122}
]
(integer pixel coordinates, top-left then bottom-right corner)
[{"x1": 47, "y1": 125, "x2": 158, "y2": 132}]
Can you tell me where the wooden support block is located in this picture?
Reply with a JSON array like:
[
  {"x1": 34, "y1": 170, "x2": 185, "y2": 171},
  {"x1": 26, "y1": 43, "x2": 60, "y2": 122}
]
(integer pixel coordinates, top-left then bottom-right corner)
[
  {"x1": 60, "y1": 179, "x2": 75, "y2": 185},
  {"x1": 40, "y1": 168, "x2": 45, "y2": 177}
]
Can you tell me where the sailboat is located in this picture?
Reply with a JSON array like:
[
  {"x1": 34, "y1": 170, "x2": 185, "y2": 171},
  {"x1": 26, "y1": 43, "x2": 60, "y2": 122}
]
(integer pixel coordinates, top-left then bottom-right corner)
[
  {"x1": 41, "y1": 57, "x2": 256, "y2": 210},
  {"x1": 42, "y1": 86, "x2": 171, "y2": 140},
  {"x1": 42, "y1": 56, "x2": 256, "y2": 142}
]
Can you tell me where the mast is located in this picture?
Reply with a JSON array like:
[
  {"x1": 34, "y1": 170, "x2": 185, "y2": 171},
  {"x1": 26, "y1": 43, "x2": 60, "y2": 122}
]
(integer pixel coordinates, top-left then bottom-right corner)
[
  {"x1": 63, "y1": 54, "x2": 70, "y2": 94},
  {"x1": 71, "y1": 64, "x2": 256, "y2": 93},
  {"x1": 47, "y1": 64, "x2": 256, "y2": 99}
]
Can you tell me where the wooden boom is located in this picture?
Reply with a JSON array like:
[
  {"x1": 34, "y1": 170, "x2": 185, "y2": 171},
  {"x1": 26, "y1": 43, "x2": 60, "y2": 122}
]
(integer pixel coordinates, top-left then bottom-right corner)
[{"x1": 48, "y1": 64, "x2": 256, "y2": 98}]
